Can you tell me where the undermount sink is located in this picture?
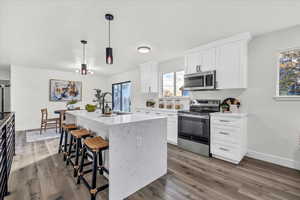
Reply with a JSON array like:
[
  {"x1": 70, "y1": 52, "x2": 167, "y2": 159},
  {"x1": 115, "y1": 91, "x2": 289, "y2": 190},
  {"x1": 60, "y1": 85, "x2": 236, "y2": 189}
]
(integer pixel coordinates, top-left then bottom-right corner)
[
  {"x1": 98, "y1": 112, "x2": 132, "y2": 118},
  {"x1": 114, "y1": 112, "x2": 132, "y2": 115}
]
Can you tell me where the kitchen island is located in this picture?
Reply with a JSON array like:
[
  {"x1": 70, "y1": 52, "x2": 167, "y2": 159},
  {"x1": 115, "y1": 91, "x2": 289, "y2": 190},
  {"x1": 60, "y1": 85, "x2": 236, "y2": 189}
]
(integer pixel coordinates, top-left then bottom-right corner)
[{"x1": 65, "y1": 110, "x2": 167, "y2": 200}]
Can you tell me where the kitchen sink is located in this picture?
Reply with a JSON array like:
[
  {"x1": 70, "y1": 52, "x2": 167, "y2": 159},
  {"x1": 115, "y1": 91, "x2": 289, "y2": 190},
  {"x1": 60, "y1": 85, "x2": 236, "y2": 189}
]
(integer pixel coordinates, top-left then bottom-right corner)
[{"x1": 114, "y1": 112, "x2": 132, "y2": 115}]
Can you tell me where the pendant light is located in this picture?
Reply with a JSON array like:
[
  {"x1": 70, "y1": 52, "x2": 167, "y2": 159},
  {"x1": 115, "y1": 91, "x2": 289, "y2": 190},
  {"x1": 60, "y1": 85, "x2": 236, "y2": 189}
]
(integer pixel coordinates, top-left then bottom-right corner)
[
  {"x1": 76, "y1": 40, "x2": 94, "y2": 75},
  {"x1": 105, "y1": 13, "x2": 114, "y2": 65}
]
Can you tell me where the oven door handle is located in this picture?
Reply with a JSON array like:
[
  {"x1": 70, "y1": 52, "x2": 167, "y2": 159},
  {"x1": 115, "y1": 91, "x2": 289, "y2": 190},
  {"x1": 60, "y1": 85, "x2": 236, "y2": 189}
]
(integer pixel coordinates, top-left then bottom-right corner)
[{"x1": 178, "y1": 114, "x2": 209, "y2": 120}]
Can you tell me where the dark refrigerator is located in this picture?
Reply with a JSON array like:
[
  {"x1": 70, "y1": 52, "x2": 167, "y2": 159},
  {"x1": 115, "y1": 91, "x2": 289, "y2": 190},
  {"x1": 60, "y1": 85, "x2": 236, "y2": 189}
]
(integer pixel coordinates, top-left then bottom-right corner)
[{"x1": 0, "y1": 80, "x2": 10, "y2": 120}]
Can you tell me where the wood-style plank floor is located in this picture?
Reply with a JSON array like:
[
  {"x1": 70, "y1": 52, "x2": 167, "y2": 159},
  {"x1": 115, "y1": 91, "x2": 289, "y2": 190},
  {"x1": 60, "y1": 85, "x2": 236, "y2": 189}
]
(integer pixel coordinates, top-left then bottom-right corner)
[{"x1": 5, "y1": 131, "x2": 300, "y2": 200}]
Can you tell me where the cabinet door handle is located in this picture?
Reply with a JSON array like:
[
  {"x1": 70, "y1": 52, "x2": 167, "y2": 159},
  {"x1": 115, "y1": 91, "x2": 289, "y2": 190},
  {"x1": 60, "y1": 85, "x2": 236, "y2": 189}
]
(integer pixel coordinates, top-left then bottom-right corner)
[
  {"x1": 219, "y1": 131, "x2": 229, "y2": 135},
  {"x1": 196, "y1": 65, "x2": 202, "y2": 72},
  {"x1": 219, "y1": 147, "x2": 229, "y2": 152},
  {"x1": 220, "y1": 120, "x2": 230, "y2": 122}
]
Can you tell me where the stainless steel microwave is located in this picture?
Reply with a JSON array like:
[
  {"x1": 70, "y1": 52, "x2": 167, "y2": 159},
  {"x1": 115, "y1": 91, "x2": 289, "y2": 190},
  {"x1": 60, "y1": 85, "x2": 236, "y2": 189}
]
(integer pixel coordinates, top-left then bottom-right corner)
[{"x1": 184, "y1": 70, "x2": 216, "y2": 90}]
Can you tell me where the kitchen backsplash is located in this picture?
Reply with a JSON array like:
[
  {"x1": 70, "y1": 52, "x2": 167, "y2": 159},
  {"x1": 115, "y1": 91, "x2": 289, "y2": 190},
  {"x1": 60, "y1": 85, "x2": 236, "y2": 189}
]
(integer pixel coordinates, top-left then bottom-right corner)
[
  {"x1": 139, "y1": 89, "x2": 246, "y2": 112},
  {"x1": 190, "y1": 89, "x2": 246, "y2": 112}
]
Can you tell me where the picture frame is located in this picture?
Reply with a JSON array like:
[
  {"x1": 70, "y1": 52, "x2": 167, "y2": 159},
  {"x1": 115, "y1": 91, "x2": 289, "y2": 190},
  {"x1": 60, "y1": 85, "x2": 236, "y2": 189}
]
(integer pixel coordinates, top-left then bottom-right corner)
[
  {"x1": 275, "y1": 47, "x2": 300, "y2": 100},
  {"x1": 49, "y1": 79, "x2": 82, "y2": 102}
]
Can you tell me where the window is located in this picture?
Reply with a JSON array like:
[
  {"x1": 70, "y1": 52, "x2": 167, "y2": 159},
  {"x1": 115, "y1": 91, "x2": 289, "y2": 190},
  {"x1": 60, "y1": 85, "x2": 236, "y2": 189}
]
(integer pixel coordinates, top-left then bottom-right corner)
[
  {"x1": 112, "y1": 81, "x2": 131, "y2": 112},
  {"x1": 277, "y1": 49, "x2": 300, "y2": 98},
  {"x1": 162, "y1": 70, "x2": 189, "y2": 97}
]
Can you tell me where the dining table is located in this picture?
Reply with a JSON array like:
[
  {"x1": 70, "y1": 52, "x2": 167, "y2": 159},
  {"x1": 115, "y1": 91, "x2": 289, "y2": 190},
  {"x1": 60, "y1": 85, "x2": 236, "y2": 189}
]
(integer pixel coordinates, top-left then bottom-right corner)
[{"x1": 54, "y1": 107, "x2": 81, "y2": 132}]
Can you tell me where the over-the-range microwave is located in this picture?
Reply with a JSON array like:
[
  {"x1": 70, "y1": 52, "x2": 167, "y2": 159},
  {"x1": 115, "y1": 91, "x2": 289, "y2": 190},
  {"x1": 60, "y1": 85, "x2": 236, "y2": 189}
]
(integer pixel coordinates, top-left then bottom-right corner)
[{"x1": 184, "y1": 70, "x2": 216, "y2": 90}]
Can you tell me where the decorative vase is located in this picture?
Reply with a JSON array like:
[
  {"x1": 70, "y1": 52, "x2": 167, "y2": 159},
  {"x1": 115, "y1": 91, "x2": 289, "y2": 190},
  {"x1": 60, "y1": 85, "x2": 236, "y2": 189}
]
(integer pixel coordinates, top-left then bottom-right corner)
[{"x1": 67, "y1": 104, "x2": 75, "y2": 110}]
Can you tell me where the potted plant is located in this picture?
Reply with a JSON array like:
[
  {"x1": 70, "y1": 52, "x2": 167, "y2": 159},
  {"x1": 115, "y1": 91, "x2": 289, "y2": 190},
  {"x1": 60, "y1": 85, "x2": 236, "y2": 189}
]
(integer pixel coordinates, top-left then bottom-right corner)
[
  {"x1": 66, "y1": 99, "x2": 78, "y2": 110},
  {"x1": 220, "y1": 103, "x2": 230, "y2": 113}
]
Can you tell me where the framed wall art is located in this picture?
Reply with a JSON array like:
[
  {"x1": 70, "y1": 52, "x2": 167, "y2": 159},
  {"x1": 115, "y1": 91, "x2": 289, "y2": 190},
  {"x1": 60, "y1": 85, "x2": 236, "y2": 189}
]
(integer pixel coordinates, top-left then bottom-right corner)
[{"x1": 49, "y1": 79, "x2": 82, "y2": 102}]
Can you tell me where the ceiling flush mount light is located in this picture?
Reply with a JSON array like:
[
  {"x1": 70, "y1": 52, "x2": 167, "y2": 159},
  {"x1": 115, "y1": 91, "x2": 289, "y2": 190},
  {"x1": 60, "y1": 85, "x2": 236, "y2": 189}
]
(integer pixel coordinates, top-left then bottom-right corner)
[
  {"x1": 137, "y1": 46, "x2": 151, "y2": 54},
  {"x1": 76, "y1": 40, "x2": 93, "y2": 75},
  {"x1": 105, "y1": 13, "x2": 114, "y2": 65}
]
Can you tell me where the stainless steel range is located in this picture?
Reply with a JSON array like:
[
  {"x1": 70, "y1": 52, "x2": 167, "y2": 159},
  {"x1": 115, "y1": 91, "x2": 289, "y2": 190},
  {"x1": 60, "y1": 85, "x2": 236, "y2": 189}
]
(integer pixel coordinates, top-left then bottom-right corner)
[{"x1": 178, "y1": 99, "x2": 220, "y2": 156}]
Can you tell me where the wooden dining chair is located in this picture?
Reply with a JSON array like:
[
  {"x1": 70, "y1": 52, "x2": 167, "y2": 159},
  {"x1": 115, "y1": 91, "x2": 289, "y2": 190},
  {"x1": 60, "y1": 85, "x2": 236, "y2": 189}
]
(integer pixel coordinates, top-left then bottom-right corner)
[{"x1": 40, "y1": 108, "x2": 60, "y2": 134}]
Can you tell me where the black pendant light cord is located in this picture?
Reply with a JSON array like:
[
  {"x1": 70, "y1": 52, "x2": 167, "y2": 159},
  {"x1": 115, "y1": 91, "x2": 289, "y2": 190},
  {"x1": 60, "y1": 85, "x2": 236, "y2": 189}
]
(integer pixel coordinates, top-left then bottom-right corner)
[
  {"x1": 83, "y1": 42, "x2": 85, "y2": 64},
  {"x1": 108, "y1": 20, "x2": 111, "y2": 47}
]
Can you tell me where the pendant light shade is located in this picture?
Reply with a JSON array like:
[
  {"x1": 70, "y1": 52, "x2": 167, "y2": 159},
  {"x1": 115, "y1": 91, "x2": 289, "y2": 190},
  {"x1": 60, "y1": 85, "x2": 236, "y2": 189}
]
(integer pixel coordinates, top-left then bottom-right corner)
[
  {"x1": 105, "y1": 14, "x2": 114, "y2": 65},
  {"x1": 106, "y1": 47, "x2": 113, "y2": 64},
  {"x1": 76, "y1": 40, "x2": 93, "y2": 75},
  {"x1": 81, "y1": 64, "x2": 87, "y2": 75}
]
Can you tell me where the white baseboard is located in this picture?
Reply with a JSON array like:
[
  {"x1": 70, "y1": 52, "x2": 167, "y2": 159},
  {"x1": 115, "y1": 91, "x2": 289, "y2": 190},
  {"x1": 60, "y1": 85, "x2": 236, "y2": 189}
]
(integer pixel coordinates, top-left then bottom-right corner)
[
  {"x1": 247, "y1": 150, "x2": 300, "y2": 170},
  {"x1": 167, "y1": 140, "x2": 177, "y2": 146}
]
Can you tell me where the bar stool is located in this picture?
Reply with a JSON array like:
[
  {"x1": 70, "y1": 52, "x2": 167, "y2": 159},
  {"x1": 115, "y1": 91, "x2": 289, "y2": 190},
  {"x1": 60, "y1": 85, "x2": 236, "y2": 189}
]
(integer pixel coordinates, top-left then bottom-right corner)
[
  {"x1": 77, "y1": 136, "x2": 109, "y2": 200},
  {"x1": 58, "y1": 123, "x2": 77, "y2": 161},
  {"x1": 66, "y1": 129, "x2": 93, "y2": 177}
]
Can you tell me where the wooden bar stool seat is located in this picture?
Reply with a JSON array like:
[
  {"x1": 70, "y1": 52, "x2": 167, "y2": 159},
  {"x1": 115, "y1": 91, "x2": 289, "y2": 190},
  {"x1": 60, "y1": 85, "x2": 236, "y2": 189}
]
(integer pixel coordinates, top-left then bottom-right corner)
[
  {"x1": 66, "y1": 129, "x2": 93, "y2": 177},
  {"x1": 77, "y1": 136, "x2": 109, "y2": 200},
  {"x1": 71, "y1": 129, "x2": 91, "y2": 138},
  {"x1": 84, "y1": 136, "x2": 109, "y2": 152},
  {"x1": 62, "y1": 123, "x2": 77, "y2": 130}
]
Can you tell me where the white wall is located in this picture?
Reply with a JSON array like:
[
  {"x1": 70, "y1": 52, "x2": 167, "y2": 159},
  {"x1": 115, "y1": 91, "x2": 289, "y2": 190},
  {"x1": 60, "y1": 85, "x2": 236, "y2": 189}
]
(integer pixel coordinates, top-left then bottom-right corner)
[
  {"x1": 106, "y1": 26, "x2": 300, "y2": 169},
  {"x1": 0, "y1": 68, "x2": 10, "y2": 80},
  {"x1": 245, "y1": 26, "x2": 300, "y2": 169},
  {"x1": 107, "y1": 57, "x2": 188, "y2": 112},
  {"x1": 11, "y1": 65, "x2": 109, "y2": 130},
  {"x1": 190, "y1": 26, "x2": 300, "y2": 169},
  {"x1": 108, "y1": 68, "x2": 143, "y2": 111}
]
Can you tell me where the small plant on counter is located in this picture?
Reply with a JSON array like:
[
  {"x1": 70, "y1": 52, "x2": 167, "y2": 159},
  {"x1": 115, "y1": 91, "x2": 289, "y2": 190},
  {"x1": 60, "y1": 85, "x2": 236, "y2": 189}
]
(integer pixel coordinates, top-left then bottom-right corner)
[
  {"x1": 66, "y1": 99, "x2": 78, "y2": 105},
  {"x1": 66, "y1": 99, "x2": 78, "y2": 109},
  {"x1": 220, "y1": 103, "x2": 230, "y2": 113},
  {"x1": 93, "y1": 89, "x2": 103, "y2": 109},
  {"x1": 85, "y1": 104, "x2": 97, "y2": 112}
]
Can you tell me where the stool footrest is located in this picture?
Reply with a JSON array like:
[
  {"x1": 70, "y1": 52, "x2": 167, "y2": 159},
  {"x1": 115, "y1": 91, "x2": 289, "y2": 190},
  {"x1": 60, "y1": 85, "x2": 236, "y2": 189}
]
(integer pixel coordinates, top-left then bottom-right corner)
[
  {"x1": 101, "y1": 167, "x2": 109, "y2": 174},
  {"x1": 95, "y1": 184, "x2": 109, "y2": 195},
  {"x1": 80, "y1": 176, "x2": 109, "y2": 195},
  {"x1": 83, "y1": 169, "x2": 93, "y2": 175},
  {"x1": 83, "y1": 161, "x2": 93, "y2": 166}
]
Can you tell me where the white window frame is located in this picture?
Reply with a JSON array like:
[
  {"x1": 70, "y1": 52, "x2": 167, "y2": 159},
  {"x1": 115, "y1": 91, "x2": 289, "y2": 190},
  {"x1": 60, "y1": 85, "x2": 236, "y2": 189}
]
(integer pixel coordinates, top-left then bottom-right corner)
[{"x1": 160, "y1": 70, "x2": 187, "y2": 98}]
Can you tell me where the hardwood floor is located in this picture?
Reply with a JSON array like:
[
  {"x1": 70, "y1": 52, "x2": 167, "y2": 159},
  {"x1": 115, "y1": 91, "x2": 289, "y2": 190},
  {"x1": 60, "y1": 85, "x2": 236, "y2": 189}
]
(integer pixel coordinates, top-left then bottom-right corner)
[{"x1": 5, "y1": 131, "x2": 300, "y2": 200}]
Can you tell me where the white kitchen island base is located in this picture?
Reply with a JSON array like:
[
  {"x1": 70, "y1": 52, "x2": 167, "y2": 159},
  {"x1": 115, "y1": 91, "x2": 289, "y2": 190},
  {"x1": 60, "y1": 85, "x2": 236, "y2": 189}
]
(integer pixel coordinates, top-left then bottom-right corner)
[{"x1": 66, "y1": 111, "x2": 167, "y2": 200}]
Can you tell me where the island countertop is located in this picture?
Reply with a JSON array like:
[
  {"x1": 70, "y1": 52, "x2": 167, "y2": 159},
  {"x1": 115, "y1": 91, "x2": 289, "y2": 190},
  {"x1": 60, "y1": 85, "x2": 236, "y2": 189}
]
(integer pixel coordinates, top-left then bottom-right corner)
[
  {"x1": 65, "y1": 110, "x2": 167, "y2": 200},
  {"x1": 66, "y1": 110, "x2": 167, "y2": 126}
]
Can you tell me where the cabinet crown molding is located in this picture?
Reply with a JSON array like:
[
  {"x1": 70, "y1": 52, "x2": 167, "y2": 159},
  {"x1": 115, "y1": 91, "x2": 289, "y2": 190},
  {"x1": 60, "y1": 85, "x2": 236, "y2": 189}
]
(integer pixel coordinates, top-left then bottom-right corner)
[{"x1": 185, "y1": 32, "x2": 252, "y2": 54}]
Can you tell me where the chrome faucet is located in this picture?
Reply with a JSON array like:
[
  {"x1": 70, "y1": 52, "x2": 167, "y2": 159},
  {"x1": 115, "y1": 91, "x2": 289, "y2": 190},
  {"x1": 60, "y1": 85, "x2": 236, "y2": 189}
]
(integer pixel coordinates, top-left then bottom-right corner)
[{"x1": 102, "y1": 92, "x2": 112, "y2": 114}]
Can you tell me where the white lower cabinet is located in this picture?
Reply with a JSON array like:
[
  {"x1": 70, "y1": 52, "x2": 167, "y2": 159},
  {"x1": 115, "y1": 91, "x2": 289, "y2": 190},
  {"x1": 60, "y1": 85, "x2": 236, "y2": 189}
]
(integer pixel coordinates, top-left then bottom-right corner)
[
  {"x1": 210, "y1": 113, "x2": 247, "y2": 164},
  {"x1": 136, "y1": 108, "x2": 178, "y2": 145},
  {"x1": 166, "y1": 113, "x2": 178, "y2": 145}
]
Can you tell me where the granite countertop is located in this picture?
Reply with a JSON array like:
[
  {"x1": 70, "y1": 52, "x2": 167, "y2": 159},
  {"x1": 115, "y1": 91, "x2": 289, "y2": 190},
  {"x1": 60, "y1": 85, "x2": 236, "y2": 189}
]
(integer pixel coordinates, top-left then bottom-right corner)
[
  {"x1": 66, "y1": 110, "x2": 167, "y2": 126},
  {"x1": 136, "y1": 107, "x2": 183, "y2": 113},
  {"x1": 0, "y1": 112, "x2": 13, "y2": 129}
]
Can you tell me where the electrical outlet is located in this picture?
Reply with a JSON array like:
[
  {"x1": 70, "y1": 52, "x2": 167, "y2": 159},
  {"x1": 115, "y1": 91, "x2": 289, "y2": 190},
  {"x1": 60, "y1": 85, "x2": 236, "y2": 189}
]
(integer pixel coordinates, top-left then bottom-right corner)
[{"x1": 137, "y1": 136, "x2": 142, "y2": 147}]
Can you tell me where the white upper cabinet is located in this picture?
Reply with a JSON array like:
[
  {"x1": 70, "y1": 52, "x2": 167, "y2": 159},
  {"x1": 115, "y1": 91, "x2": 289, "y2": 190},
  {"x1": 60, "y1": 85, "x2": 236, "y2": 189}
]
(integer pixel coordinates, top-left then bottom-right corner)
[
  {"x1": 140, "y1": 61, "x2": 158, "y2": 93},
  {"x1": 185, "y1": 48, "x2": 216, "y2": 74},
  {"x1": 216, "y1": 40, "x2": 248, "y2": 89},
  {"x1": 184, "y1": 33, "x2": 251, "y2": 89}
]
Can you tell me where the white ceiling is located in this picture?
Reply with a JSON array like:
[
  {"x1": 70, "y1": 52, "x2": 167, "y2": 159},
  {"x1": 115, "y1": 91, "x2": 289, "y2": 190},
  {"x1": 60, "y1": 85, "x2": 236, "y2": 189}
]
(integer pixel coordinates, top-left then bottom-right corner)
[{"x1": 1, "y1": 0, "x2": 300, "y2": 75}]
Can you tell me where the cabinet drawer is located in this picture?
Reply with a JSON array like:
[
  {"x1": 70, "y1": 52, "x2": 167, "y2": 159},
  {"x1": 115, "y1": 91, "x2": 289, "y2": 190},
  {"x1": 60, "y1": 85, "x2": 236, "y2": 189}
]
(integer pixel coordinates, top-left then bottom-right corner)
[
  {"x1": 211, "y1": 117, "x2": 241, "y2": 127},
  {"x1": 211, "y1": 142, "x2": 240, "y2": 161},
  {"x1": 211, "y1": 127, "x2": 240, "y2": 144}
]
